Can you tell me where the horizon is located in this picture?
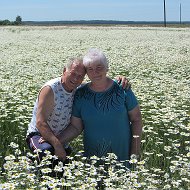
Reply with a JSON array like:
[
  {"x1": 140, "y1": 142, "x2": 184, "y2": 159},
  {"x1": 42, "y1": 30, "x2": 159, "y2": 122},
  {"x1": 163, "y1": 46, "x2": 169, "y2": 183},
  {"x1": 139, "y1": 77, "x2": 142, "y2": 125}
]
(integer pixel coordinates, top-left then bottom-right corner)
[
  {"x1": 22, "y1": 19, "x2": 189, "y2": 22},
  {"x1": 0, "y1": 0, "x2": 190, "y2": 22}
]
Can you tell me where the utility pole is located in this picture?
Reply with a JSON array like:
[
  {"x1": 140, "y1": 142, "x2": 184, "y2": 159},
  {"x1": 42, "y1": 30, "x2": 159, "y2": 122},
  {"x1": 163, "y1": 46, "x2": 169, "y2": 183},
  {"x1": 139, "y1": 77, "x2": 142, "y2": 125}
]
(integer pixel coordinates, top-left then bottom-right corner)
[
  {"x1": 163, "y1": 0, "x2": 166, "y2": 27},
  {"x1": 180, "y1": 3, "x2": 182, "y2": 24}
]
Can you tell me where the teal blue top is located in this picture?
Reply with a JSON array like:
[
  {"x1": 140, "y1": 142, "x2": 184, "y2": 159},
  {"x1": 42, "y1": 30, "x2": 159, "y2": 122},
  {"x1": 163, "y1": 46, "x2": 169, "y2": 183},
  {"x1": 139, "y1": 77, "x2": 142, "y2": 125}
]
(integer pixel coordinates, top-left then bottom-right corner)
[{"x1": 72, "y1": 81, "x2": 138, "y2": 161}]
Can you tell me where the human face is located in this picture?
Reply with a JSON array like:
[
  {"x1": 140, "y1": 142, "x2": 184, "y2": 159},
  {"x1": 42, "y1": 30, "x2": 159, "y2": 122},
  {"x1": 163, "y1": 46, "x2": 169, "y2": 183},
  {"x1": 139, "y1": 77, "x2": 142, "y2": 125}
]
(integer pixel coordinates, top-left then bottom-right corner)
[
  {"x1": 63, "y1": 62, "x2": 86, "y2": 92},
  {"x1": 86, "y1": 60, "x2": 107, "y2": 82}
]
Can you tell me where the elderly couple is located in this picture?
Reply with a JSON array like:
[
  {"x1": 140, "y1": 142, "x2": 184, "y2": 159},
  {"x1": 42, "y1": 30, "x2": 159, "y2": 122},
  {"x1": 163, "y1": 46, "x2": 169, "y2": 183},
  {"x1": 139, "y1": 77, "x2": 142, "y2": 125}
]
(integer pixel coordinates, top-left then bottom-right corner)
[{"x1": 26, "y1": 48, "x2": 142, "y2": 166}]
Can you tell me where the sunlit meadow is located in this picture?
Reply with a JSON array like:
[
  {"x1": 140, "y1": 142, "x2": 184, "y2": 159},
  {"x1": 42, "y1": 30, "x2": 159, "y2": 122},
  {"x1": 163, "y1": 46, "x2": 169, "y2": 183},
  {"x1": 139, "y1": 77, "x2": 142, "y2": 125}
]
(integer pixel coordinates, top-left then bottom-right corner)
[{"x1": 0, "y1": 25, "x2": 189, "y2": 189}]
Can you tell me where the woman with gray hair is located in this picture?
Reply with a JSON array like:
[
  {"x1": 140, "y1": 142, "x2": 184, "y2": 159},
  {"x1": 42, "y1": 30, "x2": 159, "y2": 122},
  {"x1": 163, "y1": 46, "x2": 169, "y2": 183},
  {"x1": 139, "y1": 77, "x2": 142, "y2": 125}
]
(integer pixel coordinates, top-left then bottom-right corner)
[{"x1": 61, "y1": 48, "x2": 142, "y2": 166}]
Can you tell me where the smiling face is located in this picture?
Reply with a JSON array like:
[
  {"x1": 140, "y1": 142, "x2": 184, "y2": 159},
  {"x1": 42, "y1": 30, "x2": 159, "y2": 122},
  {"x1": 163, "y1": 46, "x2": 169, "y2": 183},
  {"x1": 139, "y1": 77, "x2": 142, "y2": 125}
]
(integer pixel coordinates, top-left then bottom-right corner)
[
  {"x1": 85, "y1": 60, "x2": 108, "y2": 82},
  {"x1": 83, "y1": 48, "x2": 109, "y2": 83},
  {"x1": 62, "y1": 61, "x2": 86, "y2": 92}
]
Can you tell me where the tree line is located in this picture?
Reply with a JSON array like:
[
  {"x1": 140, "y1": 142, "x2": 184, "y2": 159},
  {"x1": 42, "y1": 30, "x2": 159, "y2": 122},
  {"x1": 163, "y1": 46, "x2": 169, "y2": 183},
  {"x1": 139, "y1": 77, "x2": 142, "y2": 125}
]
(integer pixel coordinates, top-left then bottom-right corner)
[{"x1": 0, "y1": 16, "x2": 22, "y2": 25}]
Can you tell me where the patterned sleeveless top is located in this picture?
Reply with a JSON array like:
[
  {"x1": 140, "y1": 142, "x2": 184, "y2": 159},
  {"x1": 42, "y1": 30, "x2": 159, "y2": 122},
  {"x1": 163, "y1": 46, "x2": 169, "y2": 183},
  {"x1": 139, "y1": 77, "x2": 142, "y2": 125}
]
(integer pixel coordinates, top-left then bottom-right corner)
[{"x1": 27, "y1": 77, "x2": 75, "y2": 136}]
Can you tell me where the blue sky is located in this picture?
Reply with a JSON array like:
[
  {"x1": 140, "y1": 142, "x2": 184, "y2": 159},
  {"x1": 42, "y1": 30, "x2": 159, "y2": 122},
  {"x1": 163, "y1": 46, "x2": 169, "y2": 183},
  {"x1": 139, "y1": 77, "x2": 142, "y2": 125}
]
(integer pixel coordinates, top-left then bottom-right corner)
[{"x1": 0, "y1": 0, "x2": 189, "y2": 21}]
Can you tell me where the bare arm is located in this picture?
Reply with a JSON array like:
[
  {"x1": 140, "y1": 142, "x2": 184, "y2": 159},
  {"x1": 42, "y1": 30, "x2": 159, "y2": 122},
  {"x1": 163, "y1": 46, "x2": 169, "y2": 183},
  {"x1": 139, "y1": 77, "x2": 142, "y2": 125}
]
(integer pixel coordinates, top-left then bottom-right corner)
[
  {"x1": 128, "y1": 105, "x2": 143, "y2": 157},
  {"x1": 58, "y1": 116, "x2": 84, "y2": 145},
  {"x1": 36, "y1": 86, "x2": 66, "y2": 161}
]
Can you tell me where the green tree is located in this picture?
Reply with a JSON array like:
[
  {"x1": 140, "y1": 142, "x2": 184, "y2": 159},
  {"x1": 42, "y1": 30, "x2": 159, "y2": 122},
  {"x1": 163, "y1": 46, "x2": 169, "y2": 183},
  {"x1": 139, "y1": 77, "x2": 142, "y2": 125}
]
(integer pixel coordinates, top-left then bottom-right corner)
[
  {"x1": 0, "y1": 19, "x2": 11, "y2": 25},
  {"x1": 14, "y1": 15, "x2": 22, "y2": 25}
]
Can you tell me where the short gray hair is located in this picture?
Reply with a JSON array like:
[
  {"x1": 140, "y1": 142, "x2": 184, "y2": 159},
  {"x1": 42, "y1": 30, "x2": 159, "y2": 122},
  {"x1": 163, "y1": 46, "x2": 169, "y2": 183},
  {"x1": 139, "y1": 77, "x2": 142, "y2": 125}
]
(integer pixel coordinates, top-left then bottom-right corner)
[
  {"x1": 83, "y1": 48, "x2": 108, "y2": 69},
  {"x1": 65, "y1": 57, "x2": 83, "y2": 71}
]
